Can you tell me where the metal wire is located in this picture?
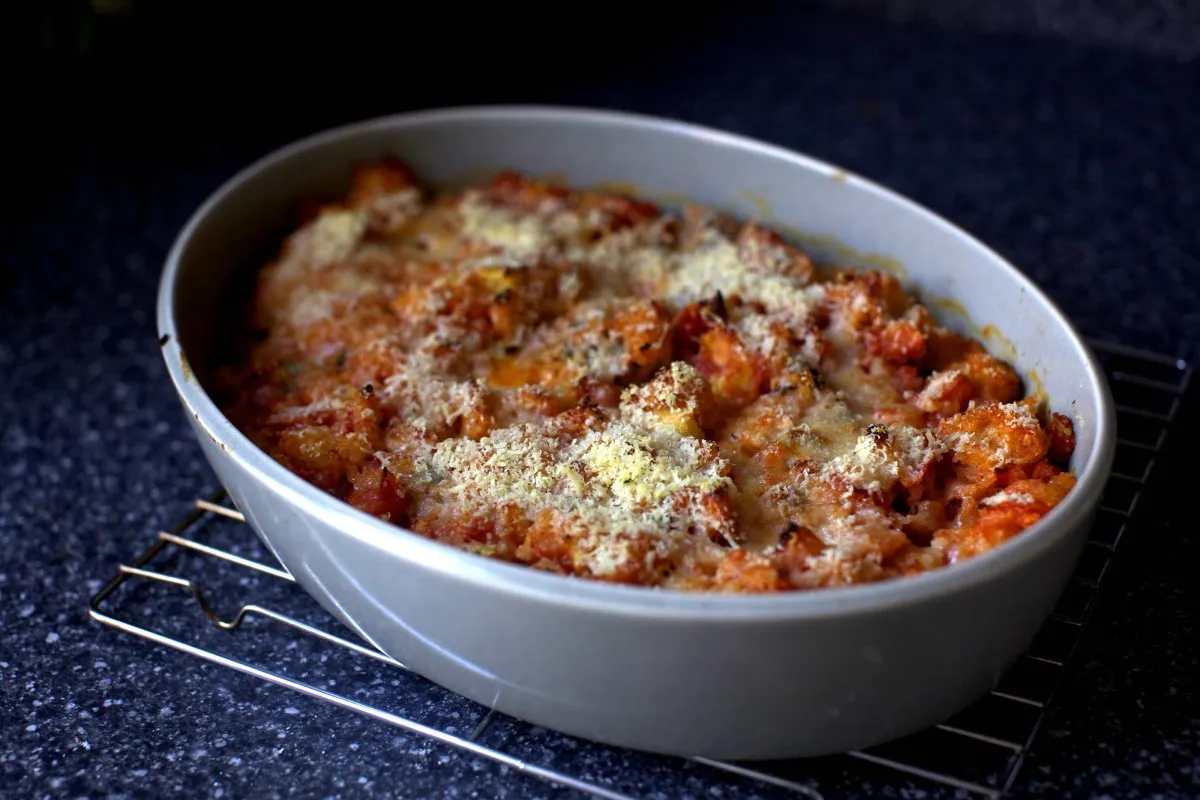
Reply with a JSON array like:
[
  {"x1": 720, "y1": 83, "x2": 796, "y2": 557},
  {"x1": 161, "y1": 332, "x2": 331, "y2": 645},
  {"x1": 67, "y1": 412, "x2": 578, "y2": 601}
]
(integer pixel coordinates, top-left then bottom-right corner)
[{"x1": 88, "y1": 340, "x2": 1190, "y2": 800}]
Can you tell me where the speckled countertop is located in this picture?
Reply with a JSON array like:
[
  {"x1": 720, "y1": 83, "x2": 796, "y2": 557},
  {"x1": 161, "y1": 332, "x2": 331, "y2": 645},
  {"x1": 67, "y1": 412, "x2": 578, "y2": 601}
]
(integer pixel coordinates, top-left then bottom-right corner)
[{"x1": 3, "y1": 5, "x2": 1199, "y2": 799}]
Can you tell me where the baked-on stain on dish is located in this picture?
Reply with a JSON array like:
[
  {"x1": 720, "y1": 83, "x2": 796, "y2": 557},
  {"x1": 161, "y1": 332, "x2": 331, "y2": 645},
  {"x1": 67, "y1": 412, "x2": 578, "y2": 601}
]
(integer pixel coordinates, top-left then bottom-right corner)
[
  {"x1": 929, "y1": 296, "x2": 970, "y2": 327},
  {"x1": 589, "y1": 181, "x2": 696, "y2": 210},
  {"x1": 736, "y1": 189, "x2": 774, "y2": 220},
  {"x1": 787, "y1": 230, "x2": 909, "y2": 280},
  {"x1": 181, "y1": 348, "x2": 233, "y2": 454},
  {"x1": 179, "y1": 349, "x2": 194, "y2": 382},
  {"x1": 443, "y1": 166, "x2": 501, "y2": 189},
  {"x1": 929, "y1": 298, "x2": 1020, "y2": 364},
  {"x1": 191, "y1": 411, "x2": 231, "y2": 453},
  {"x1": 979, "y1": 323, "x2": 1018, "y2": 364},
  {"x1": 535, "y1": 170, "x2": 571, "y2": 187},
  {"x1": 449, "y1": 168, "x2": 574, "y2": 191}
]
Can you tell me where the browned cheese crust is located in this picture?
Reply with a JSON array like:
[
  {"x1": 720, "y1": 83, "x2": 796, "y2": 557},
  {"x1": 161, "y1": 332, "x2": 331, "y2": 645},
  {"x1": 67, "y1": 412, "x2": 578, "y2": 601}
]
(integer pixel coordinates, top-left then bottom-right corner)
[{"x1": 214, "y1": 160, "x2": 1078, "y2": 592}]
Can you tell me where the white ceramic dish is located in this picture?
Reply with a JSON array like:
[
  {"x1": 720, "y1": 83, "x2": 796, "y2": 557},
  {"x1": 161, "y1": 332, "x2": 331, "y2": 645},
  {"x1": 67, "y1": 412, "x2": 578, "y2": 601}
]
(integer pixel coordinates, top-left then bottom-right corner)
[{"x1": 158, "y1": 106, "x2": 1116, "y2": 759}]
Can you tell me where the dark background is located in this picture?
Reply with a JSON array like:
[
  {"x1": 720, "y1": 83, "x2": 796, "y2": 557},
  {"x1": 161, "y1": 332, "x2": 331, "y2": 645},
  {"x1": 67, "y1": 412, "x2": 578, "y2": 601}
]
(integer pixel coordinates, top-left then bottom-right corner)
[
  {"x1": 2, "y1": 1, "x2": 1199, "y2": 798},
  {"x1": 6, "y1": 0, "x2": 1200, "y2": 359}
]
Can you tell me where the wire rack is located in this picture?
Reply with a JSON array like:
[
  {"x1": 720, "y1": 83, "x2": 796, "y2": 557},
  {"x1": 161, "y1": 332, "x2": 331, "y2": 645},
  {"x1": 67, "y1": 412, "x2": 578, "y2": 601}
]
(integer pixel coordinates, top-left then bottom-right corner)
[{"x1": 89, "y1": 340, "x2": 1191, "y2": 800}]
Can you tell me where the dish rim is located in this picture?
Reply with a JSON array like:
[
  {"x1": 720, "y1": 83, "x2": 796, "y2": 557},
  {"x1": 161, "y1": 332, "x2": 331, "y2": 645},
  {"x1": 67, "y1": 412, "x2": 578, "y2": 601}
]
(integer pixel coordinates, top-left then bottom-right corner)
[{"x1": 157, "y1": 104, "x2": 1117, "y2": 621}]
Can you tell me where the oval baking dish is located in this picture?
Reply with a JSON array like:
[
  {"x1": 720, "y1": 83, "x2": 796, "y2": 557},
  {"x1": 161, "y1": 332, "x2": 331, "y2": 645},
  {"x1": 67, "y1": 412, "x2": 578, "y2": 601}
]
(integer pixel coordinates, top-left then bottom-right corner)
[{"x1": 157, "y1": 107, "x2": 1116, "y2": 760}]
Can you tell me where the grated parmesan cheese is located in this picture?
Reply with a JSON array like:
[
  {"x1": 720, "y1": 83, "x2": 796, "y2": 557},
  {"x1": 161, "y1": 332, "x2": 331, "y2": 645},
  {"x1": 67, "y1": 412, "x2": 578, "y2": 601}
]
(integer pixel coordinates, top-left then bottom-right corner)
[
  {"x1": 458, "y1": 194, "x2": 567, "y2": 261},
  {"x1": 414, "y1": 411, "x2": 732, "y2": 574},
  {"x1": 620, "y1": 361, "x2": 709, "y2": 437},
  {"x1": 365, "y1": 187, "x2": 423, "y2": 230},
  {"x1": 664, "y1": 231, "x2": 827, "y2": 315},
  {"x1": 377, "y1": 337, "x2": 488, "y2": 432},
  {"x1": 888, "y1": 425, "x2": 949, "y2": 484},
  {"x1": 828, "y1": 433, "x2": 901, "y2": 496},
  {"x1": 586, "y1": 537, "x2": 636, "y2": 576},
  {"x1": 944, "y1": 400, "x2": 1043, "y2": 469},
  {"x1": 915, "y1": 369, "x2": 963, "y2": 410},
  {"x1": 286, "y1": 287, "x2": 339, "y2": 327},
  {"x1": 281, "y1": 210, "x2": 368, "y2": 275},
  {"x1": 734, "y1": 313, "x2": 787, "y2": 360},
  {"x1": 980, "y1": 490, "x2": 1037, "y2": 507},
  {"x1": 266, "y1": 395, "x2": 346, "y2": 425}
]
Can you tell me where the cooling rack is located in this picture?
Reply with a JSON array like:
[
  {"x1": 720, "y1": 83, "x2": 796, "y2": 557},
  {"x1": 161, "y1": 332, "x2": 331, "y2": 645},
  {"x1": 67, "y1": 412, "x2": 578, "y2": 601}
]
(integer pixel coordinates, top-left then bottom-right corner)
[{"x1": 89, "y1": 340, "x2": 1191, "y2": 799}]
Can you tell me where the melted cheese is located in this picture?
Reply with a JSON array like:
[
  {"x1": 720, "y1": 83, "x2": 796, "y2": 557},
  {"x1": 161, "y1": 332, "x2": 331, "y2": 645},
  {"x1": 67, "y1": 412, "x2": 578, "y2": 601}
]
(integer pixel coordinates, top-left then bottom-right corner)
[
  {"x1": 458, "y1": 195, "x2": 554, "y2": 260},
  {"x1": 784, "y1": 396, "x2": 946, "y2": 499},
  {"x1": 287, "y1": 287, "x2": 339, "y2": 327},
  {"x1": 415, "y1": 413, "x2": 732, "y2": 573},
  {"x1": 665, "y1": 232, "x2": 826, "y2": 315},
  {"x1": 285, "y1": 210, "x2": 368, "y2": 274},
  {"x1": 981, "y1": 490, "x2": 1037, "y2": 507},
  {"x1": 225, "y1": 163, "x2": 1076, "y2": 593}
]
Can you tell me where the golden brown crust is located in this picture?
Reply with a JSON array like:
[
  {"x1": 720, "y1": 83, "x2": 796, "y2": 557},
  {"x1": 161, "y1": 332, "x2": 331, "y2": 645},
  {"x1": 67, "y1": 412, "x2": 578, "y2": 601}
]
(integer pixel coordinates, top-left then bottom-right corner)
[{"x1": 216, "y1": 162, "x2": 1077, "y2": 592}]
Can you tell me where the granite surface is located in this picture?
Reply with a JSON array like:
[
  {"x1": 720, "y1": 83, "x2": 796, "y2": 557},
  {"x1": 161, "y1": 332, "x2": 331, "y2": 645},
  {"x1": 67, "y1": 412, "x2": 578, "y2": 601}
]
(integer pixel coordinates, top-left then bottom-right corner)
[
  {"x1": 818, "y1": 0, "x2": 1200, "y2": 60},
  {"x1": 3, "y1": 5, "x2": 1199, "y2": 799}
]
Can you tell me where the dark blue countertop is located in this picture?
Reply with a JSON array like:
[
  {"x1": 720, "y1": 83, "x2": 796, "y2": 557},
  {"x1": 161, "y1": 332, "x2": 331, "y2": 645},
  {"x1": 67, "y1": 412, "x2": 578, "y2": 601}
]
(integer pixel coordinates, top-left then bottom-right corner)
[{"x1": 3, "y1": 5, "x2": 1198, "y2": 798}]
